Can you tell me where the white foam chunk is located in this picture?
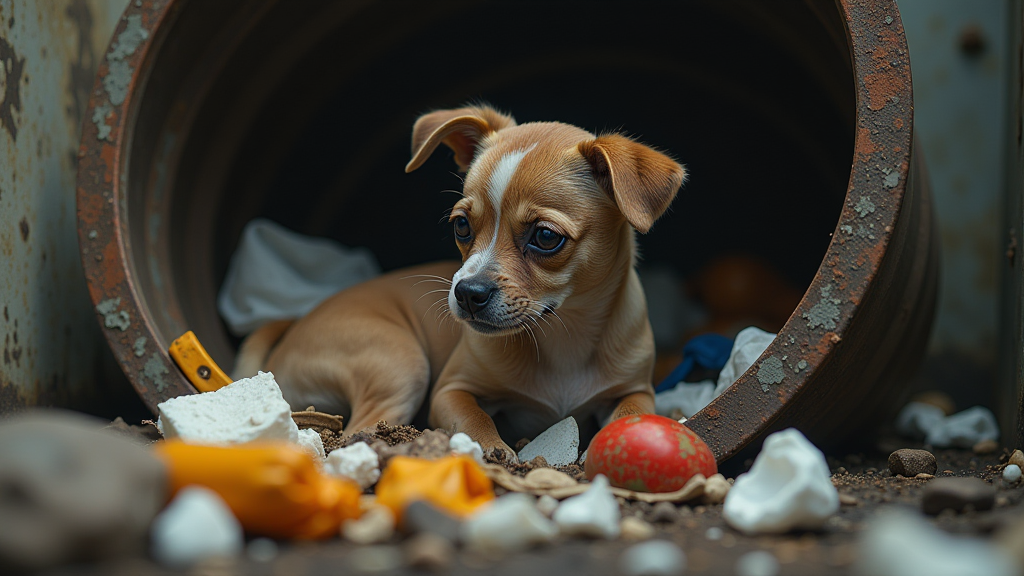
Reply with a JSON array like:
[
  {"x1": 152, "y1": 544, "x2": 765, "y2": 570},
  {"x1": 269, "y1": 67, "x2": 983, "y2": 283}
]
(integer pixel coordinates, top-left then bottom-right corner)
[
  {"x1": 518, "y1": 416, "x2": 579, "y2": 466},
  {"x1": 325, "y1": 442, "x2": 380, "y2": 489},
  {"x1": 723, "y1": 428, "x2": 838, "y2": 534},
  {"x1": 854, "y1": 511, "x2": 1017, "y2": 576},
  {"x1": 925, "y1": 406, "x2": 999, "y2": 448},
  {"x1": 151, "y1": 486, "x2": 243, "y2": 567},
  {"x1": 895, "y1": 401, "x2": 946, "y2": 439},
  {"x1": 462, "y1": 493, "x2": 558, "y2": 552},
  {"x1": 157, "y1": 371, "x2": 298, "y2": 445},
  {"x1": 449, "y1": 432, "x2": 484, "y2": 464},
  {"x1": 296, "y1": 428, "x2": 325, "y2": 462},
  {"x1": 553, "y1": 475, "x2": 621, "y2": 539},
  {"x1": 619, "y1": 540, "x2": 687, "y2": 576}
]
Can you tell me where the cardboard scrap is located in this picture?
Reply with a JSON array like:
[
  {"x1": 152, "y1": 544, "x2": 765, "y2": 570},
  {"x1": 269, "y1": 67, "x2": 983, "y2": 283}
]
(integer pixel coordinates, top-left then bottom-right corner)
[{"x1": 482, "y1": 464, "x2": 706, "y2": 503}]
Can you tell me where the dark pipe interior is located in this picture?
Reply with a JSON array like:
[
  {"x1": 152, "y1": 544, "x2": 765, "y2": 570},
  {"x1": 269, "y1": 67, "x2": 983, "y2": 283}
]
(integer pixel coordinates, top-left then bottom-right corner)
[{"x1": 136, "y1": 0, "x2": 855, "y2": 368}]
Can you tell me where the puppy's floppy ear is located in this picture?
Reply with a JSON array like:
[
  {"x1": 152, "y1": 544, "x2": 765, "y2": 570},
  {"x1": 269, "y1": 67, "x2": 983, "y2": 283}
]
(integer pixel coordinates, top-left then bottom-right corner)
[
  {"x1": 578, "y1": 134, "x2": 686, "y2": 234},
  {"x1": 406, "y1": 105, "x2": 517, "y2": 173}
]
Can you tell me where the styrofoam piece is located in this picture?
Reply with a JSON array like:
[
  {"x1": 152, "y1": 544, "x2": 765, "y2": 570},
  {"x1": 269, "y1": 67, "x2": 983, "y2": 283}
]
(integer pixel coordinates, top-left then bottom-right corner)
[
  {"x1": 618, "y1": 540, "x2": 687, "y2": 576},
  {"x1": 449, "y1": 433, "x2": 484, "y2": 464},
  {"x1": 1003, "y1": 464, "x2": 1022, "y2": 483},
  {"x1": 553, "y1": 475, "x2": 621, "y2": 539},
  {"x1": 518, "y1": 417, "x2": 579, "y2": 466},
  {"x1": 854, "y1": 510, "x2": 1017, "y2": 576},
  {"x1": 925, "y1": 406, "x2": 1000, "y2": 448},
  {"x1": 156, "y1": 372, "x2": 299, "y2": 445},
  {"x1": 895, "y1": 401, "x2": 946, "y2": 439},
  {"x1": 736, "y1": 551, "x2": 780, "y2": 576},
  {"x1": 723, "y1": 428, "x2": 839, "y2": 534},
  {"x1": 217, "y1": 218, "x2": 381, "y2": 336},
  {"x1": 296, "y1": 428, "x2": 325, "y2": 462},
  {"x1": 150, "y1": 486, "x2": 243, "y2": 567},
  {"x1": 536, "y1": 495, "x2": 559, "y2": 517},
  {"x1": 714, "y1": 327, "x2": 776, "y2": 395},
  {"x1": 462, "y1": 493, "x2": 558, "y2": 552},
  {"x1": 655, "y1": 380, "x2": 716, "y2": 419},
  {"x1": 325, "y1": 442, "x2": 381, "y2": 489}
]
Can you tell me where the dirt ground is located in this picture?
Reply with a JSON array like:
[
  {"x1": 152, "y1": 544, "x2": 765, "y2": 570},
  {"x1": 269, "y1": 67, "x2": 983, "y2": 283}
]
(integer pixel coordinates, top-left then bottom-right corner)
[{"x1": 42, "y1": 422, "x2": 1024, "y2": 576}]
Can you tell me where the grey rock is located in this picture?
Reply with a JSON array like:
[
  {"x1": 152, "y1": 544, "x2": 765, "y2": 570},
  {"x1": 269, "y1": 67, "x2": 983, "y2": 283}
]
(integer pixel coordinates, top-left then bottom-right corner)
[
  {"x1": 648, "y1": 502, "x2": 680, "y2": 524},
  {"x1": 888, "y1": 449, "x2": 937, "y2": 477},
  {"x1": 922, "y1": 477, "x2": 996, "y2": 515},
  {"x1": 403, "y1": 500, "x2": 463, "y2": 543},
  {"x1": 0, "y1": 410, "x2": 167, "y2": 572}
]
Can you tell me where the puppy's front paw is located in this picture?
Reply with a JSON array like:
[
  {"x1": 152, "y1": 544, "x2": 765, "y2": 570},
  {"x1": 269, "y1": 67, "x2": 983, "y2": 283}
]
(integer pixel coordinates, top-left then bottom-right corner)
[{"x1": 481, "y1": 442, "x2": 519, "y2": 465}]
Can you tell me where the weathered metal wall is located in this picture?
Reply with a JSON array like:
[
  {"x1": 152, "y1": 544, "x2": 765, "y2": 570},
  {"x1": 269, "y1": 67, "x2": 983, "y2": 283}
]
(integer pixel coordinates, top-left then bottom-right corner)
[{"x1": 0, "y1": 0, "x2": 132, "y2": 413}]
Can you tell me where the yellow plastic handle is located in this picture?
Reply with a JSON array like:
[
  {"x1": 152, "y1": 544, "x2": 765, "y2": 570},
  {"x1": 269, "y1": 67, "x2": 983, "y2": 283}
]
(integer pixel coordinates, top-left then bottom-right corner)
[{"x1": 168, "y1": 330, "x2": 232, "y2": 392}]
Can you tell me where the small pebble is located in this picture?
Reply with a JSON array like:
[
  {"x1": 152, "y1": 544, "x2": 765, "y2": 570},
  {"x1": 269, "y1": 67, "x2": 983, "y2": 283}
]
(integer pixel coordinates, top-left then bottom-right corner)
[
  {"x1": 1009, "y1": 450, "x2": 1024, "y2": 469},
  {"x1": 649, "y1": 502, "x2": 679, "y2": 524},
  {"x1": 404, "y1": 501, "x2": 462, "y2": 544},
  {"x1": 246, "y1": 538, "x2": 278, "y2": 563},
  {"x1": 536, "y1": 495, "x2": 559, "y2": 517},
  {"x1": 705, "y1": 527, "x2": 724, "y2": 541},
  {"x1": 921, "y1": 477, "x2": 996, "y2": 515},
  {"x1": 518, "y1": 417, "x2": 580, "y2": 466},
  {"x1": 150, "y1": 486, "x2": 243, "y2": 567},
  {"x1": 463, "y1": 493, "x2": 557, "y2": 552},
  {"x1": 703, "y1": 473, "x2": 730, "y2": 504},
  {"x1": 736, "y1": 550, "x2": 780, "y2": 576},
  {"x1": 839, "y1": 494, "x2": 859, "y2": 506},
  {"x1": 1003, "y1": 464, "x2": 1022, "y2": 483},
  {"x1": 973, "y1": 439, "x2": 999, "y2": 455},
  {"x1": 888, "y1": 449, "x2": 937, "y2": 477},
  {"x1": 325, "y1": 442, "x2": 381, "y2": 489},
  {"x1": 553, "y1": 475, "x2": 621, "y2": 539},
  {"x1": 342, "y1": 506, "x2": 395, "y2": 544},
  {"x1": 404, "y1": 532, "x2": 454, "y2": 571},
  {"x1": 619, "y1": 540, "x2": 686, "y2": 576},
  {"x1": 620, "y1": 517, "x2": 656, "y2": 541}
]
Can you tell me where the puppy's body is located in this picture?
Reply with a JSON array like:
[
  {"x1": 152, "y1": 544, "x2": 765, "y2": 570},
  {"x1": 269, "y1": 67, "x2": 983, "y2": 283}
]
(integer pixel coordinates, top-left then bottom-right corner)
[{"x1": 235, "y1": 105, "x2": 684, "y2": 455}]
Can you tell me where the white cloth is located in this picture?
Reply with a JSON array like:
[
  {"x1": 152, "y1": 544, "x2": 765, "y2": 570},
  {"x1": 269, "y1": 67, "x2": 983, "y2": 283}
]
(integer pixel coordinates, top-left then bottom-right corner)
[{"x1": 217, "y1": 219, "x2": 381, "y2": 336}]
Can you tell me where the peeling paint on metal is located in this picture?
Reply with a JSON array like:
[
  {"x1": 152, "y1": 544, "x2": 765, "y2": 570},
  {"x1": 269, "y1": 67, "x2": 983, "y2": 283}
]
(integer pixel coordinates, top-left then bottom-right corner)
[
  {"x1": 795, "y1": 359, "x2": 808, "y2": 373},
  {"x1": 91, "y1": 103, "x2": 112, "y2": 140},
  {"x1": 133, "y1": 335, "x2": 146, "y2": 357},
  {"x1": 87, "y1": 229, "x2": 97, "y2": 239},
  {"x1": 803, "y1": 285, "x2": 842, "y2": 330},
  {"x1": 854, "y1": 196, "x2": 876, "y2": 218},
  {"x1": 756, "y1": 356, "x2": 785, "y2": 391},
  {"x1": 95, "y1": 297, "x2": 130, "y2": 331},
  {"x1": 142, "y1": 352, "x2": 169, "y2": 393},
  {"x1": 883, "y1": 170, "x2": 900, "y2": 188},
  {"x1": 102, "y1": 13, "x2": 147, "y2": 105}
]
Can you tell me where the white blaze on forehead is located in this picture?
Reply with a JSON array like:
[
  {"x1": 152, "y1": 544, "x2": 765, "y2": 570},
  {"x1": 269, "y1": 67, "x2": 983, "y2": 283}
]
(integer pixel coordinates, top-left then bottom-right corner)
[{"x1": 486, "y1": 144, "x2": 536, "y2": 217}]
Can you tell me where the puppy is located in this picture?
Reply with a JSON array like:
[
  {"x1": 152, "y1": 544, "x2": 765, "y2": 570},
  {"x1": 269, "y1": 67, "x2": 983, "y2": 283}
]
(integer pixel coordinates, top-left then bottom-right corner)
[{"x1": 235, "y1": 105, "x2": 685, "y2": 457}]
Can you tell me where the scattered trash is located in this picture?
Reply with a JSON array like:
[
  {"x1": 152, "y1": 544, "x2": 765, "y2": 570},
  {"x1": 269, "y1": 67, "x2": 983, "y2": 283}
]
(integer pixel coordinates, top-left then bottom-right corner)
[
  {"x1": 887, "y1": 448, "x2": 937, "y2": 477},
  {"x1": 375, "y1": 456, "x2": 494, "y2": 521},
  {"x1": 853, "y1": 510, "x2": 1017, "y2": 576},
  {"x1": 218, "y1": 218, "x2": 381, "y2": 336},
  {"x1": 921, "y1": 477, "x2": 996, "y2": 515},
  {"x1": 449, "y1": 432, "x2": 485, "y2": 464},
  {"x1": 150, "y1": 486, "x2": 244, "y2": 567},
  {"x1": 326, "y1": 442, "x2": 381, "y2": 489},
  {"x1": 1002, "y1": 464, "x2": 1021, "y2": 483},
  {"x1": 618, "y1": 539, "x2": 687, "y2": 576},
  {"x1": 553, "y1": 475, "x2": 621, "y2": 539},
  {"x1": 154, "y1": 439, "x2": 362, "y2": 539},
  {"x1": 654, "y1": 333, "x2": 733, "y2": 393},
  {"x1": 703, "y1": 473, "x2": 731, "y2": 504},
  {"x1": 585, "y1": 414, "x2": 716, "y2": 492},
  {"x1": 0, "y1": 412, "x2": 167, "y2": 572},
  {"x1": 895, "y1": 402, "x2": 1000, "y2": 448},
  {"x1": 723, "y1": 428, "x2": 839, "y2": 534},
  {"x1": 462, "y1": 493, "x2": 558, "y2": 552},
  {"x1": 620, "y1": 516, "x2": 657, "y2": 541},
  {"x1": 342, "y1": 505, "x2": 396, "y2": 544},
  {"x1": 735, "y1": 550, "x2": 780, "y2": 576},
  {"x1": 517, "y1": 417, "x2": 580, "y2": 466},
  {"x1": 156, "y1": 371, "x2": 299, "y2": 445}
]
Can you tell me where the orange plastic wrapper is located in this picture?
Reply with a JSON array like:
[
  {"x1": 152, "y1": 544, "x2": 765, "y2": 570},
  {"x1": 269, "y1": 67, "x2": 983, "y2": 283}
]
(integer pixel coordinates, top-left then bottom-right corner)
[
  {"x1": 153, "y1": 440, "x2": 362, "y2": 539},
  {"x1": 375, "y1": 455, "x2": 494, "y2": 522}
]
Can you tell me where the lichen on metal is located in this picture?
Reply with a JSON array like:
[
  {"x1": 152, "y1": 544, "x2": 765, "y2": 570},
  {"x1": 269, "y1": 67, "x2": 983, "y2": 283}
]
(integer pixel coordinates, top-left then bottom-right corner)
[
  {"x1": 756, "y1": 356, "x2": 786, "y2": 391},
  {"x1": 142, "y1": 352, "x2": 169, "y2": 393},
  {"x1": 95, "y1": 297, "x2": 130, "y2": 331},
  {"x1": 854, "y1": 196, "x2": 877, "y2": 218},
  {"x1": 102, "y1": 14, "x2": 148, "y2": 105},
  {"x1": 91, "y1": 103, "x2": 112, "y2": 140},
  {"x1": 803, "y1": 285, "x2": 841, "y2": 331},
  {"x1": 133, "y1": 336, "x2": 147, "y2": 357}
]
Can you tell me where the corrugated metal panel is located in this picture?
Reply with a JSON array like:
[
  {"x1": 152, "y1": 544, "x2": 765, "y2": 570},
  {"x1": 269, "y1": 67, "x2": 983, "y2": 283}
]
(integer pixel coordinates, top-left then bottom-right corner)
[{"x1": 0, "y1": 0, "x2": 130, "y2": 412}]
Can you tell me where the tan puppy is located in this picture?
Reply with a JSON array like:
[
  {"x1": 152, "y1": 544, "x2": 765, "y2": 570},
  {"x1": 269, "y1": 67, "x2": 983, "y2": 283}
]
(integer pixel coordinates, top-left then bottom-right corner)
[{"x1": 235, "y1": 105, "x2": 685, "y2": 457}]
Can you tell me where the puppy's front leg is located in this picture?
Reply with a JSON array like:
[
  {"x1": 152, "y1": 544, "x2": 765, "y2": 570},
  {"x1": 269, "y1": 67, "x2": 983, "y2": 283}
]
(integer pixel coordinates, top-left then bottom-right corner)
[
  {"x1": 430, "y1": 388, "x2": 518, "y2": 462},
  {"x1": 610, "y1": 390, "x2": 656, "y2": 421}
]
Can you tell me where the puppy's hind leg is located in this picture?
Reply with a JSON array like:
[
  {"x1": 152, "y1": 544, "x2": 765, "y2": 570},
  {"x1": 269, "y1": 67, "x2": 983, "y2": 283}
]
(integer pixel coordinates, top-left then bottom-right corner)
[{"x1": 340, "y1": 349, "x2": 433, "y2": 436}]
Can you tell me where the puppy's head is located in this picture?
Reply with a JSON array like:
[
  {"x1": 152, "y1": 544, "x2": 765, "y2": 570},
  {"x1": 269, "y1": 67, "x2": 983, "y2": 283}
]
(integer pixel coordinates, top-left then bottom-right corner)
[{"x1": 407, "y1": 105, "x2": 686, "y2": 336}]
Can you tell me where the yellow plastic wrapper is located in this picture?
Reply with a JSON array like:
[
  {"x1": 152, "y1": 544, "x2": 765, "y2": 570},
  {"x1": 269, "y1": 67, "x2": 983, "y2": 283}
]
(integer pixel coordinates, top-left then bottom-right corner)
[
  {"x1": 375, "y1": 455, "x2": 494, "y2": 522},
  {"x1": 153, "y1": 440, "x2": 362, "y2": 539}
]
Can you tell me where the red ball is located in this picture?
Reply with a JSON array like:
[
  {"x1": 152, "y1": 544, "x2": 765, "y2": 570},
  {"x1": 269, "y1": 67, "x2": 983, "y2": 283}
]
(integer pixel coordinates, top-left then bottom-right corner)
[{"x1": 584, "y1": 414, "x2": 717, "y2": 492}]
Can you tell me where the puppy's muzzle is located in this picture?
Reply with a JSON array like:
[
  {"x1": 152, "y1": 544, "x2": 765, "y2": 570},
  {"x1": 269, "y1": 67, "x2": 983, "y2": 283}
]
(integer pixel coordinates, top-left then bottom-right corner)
[{"x1": 454, "y1": 278, "x2": 496, "y2": 318}]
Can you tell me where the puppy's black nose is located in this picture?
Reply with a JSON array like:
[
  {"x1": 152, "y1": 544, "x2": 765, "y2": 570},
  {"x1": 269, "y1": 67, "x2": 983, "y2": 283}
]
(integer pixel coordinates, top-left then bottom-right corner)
[{"x1": 454, "y1": 279, "x2": 496, "y2": 317}]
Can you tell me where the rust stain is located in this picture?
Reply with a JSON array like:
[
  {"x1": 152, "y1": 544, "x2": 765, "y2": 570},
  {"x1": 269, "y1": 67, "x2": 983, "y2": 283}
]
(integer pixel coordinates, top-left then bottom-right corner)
[
  {"x1": 100, "y1": 142, "x2": 116, "y2": 183},
  {"x1": 65, "y1": 0, "x2": 98, "y2": 125},
  {"x1": 856, "y1": 127, "x2": 877, "y2": 163},
  {"x1": 18, "y1": 216, "x2": 29, "y2": 241},
  {"x1": 0, "y1": 35, "x2": 26, "y2": 140}
]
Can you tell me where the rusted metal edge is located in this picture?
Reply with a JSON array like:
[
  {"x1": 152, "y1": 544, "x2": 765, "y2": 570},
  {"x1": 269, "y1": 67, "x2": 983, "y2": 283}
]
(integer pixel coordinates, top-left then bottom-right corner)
[
  {"x1": 685, "y1": 0, "x2": 917, "y2": 461},
  {"x1": 76, "y1": 0, "x2": 195, "y2": 412}
]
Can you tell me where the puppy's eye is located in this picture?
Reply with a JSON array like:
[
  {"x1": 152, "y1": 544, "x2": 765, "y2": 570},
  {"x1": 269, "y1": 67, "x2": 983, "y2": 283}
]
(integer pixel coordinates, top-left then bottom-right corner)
[
  {"x1": 453, "y1": 216, "x2": 472, "y2": 241},
  {"x1": 529, "y1": 227, "x2": 565, "y2": 254}
]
